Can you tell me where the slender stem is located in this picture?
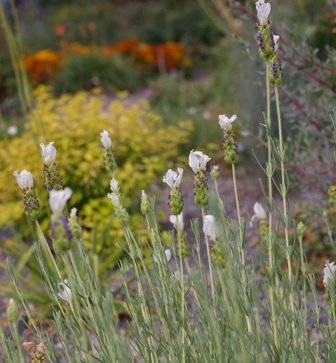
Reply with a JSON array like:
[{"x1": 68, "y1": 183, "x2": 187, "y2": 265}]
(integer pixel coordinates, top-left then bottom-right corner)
[
  {"x1": 201, "y1": 207, "x2": 215, "y2": 301},
  {"x1": 176, "y1": 216, "x2": 186, "y2": 363},
  {"x1": 232, "y1": 164, "x2": 253, "y2": 346},
  {"x1": 231, "y1": 164, "x2": 244, "y2": 263},
  {"x1": 298, "y1": 234, "x2": 307, "y2": 319},
  {"x1": 265, "y1": 65, "x2": 279, "y2": 348},
  {"x1": 62, "y1": 255, "x2": 92, "y2": 361},
  {"x1": 275, "y1": 85, "x2": 296, "y2": 349},
  {"x1": 35, "y1": 221, "x2": 63, "y2": 281}
]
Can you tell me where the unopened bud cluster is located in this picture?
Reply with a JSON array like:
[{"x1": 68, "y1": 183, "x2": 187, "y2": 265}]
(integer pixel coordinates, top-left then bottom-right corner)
[
  {"x1": 211, "y1": 240, "x2": 225, "y2": 268},
  {"x1": 141, "y1": 190, "x2": 150, "y2": 216},
  {"x1": 210, "y1": 164, "x2": 220, "y2": 181},
  {"x1": 7, "y1": 298, "x2": 19, "y2": 322},
  {"x1": 296, "y1": 221, "x2": 306, "y2": 237},
  {"x1": 328, "y1": 185, "x2": 336, "y2": 203},
  {"x1": 68, "y1": 208, "x2": 82, "y2": 240},
  {"x1": 269, "y1": 54, "x2": 282, "y2": 86}
]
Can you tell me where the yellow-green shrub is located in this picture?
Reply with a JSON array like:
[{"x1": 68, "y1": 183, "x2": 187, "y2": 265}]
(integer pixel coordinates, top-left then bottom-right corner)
[{"x1": 0, "y1": 86, "x2": 193, "y2": 250}]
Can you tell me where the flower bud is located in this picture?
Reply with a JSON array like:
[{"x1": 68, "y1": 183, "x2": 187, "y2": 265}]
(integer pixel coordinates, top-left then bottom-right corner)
[
  {"x1": 141, "y1": 190, "x2": 150, "y2": 216},
  {"x1": 296, "y1": 221, "x2": 306, "y2": 237},
  {"x1": 7, "y1": 298, "x2": 19, "y2": 322},
  {"x1": 210, "y1": 164, "x2": 220, "y2": 181},
  {"x1": 68, "y1": 208, "x2": 82, "y2": 240},
  {"x1": 328, "y1": 185, "x2": 336, "y2": 203}
]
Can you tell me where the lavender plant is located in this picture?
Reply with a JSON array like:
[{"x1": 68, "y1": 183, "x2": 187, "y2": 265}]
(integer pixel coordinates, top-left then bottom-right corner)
[{"x1": 1, "y1": 1, "x2": 336, "y2": 362}]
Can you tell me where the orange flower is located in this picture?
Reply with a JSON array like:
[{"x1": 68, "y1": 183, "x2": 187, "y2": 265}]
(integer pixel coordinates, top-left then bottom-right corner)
[
  {"x1": 101, "y1": 38, "x2": 139, "y2": 56},
  {"x1": 87, "y1": 22, "x2": 96, "y2": 32},
  {"x1": 54, "y1": 24, "x2": 66, "y2": 36},
  {"x1": 134, "y1": 43, "x2": 156, "y2": 65},
  {"x1": 24, "y1": 49, "x2": 61, "y2": 84}
]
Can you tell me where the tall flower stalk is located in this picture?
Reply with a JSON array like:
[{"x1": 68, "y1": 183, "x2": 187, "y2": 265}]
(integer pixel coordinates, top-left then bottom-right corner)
[
  {"x1": 163, "y1": 167, "x2": 186, "y2": 362},
  {"x1": 189, "y1": 150, "x2": 215, "y2": 300},
  {"x1": 256, "y1": 0, "x2": 279, "y2": 348}
]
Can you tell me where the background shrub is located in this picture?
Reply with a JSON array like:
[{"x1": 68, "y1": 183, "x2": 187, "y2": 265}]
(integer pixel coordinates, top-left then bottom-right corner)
[{"x1": 0, "y1": 86, "x2": 193, "y2": 251}]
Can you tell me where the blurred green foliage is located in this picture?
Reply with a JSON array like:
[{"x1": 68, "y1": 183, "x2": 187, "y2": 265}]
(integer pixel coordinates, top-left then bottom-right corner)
[{"x1": 53, "y1": 52, "x2": 143, "y2": 96}]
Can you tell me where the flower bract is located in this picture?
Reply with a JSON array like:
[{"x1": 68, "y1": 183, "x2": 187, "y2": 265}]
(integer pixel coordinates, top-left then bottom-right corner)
[
  {"x1": 218, "y1": 114, "x2": 237, "y2": 132},
  {"x1": 100, "y1": 130, "x2": 112, "y2": 149},
  {"x1": 189, "y1": 150, "x2": 211, "y2": 173},
  {"x1": 163, "y1": 168, "x2": 183, "y2": 189},
  {"x1": 13, "y1": 170, "x2": 34, "y2": 190},
  {"x1": 49, "y1": 187, "x2": 73, "y2": 214},
  {"x1": 40, "y1": 142, "x2": 57, "y2": 166}
]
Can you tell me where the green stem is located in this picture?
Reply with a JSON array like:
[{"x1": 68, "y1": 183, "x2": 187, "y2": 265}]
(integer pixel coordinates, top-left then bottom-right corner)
[
  {"x1": 266, "y1": 65, "x2": 279, "y2": 349},
  {"x1": 176, "y1": 216, "x2": 186, "y2": 363},
  {"x1": 232, "y1": 163, "x2": 253, "y2": 346},
  {"x1": 275, "y1": 85, "x2": 296, "y2": 349},
  {"x1": 35, "y1": 221, "x2": 63, "y2": 281}
]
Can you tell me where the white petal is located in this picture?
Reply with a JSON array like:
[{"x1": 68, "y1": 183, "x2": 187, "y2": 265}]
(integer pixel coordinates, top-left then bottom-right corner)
[
  {"x1": 58, "y1": 279, "x2": 73, "y2": 303},
  {"x1": 323, "y1": 261, "x2": 336, "y2": 287},
  {"x1": 256, "y1": 0, "x2": 271, "y2": 26},
  {"x1": 13, "y1": 170, "x2": 34, "y2": 189},
  {"x1": 107, "y1": 192, "x2": 120, "y2": 207},
  {"x1": 169, "y1": 213, "x2": 184, "y2": 231},
  {"x1": 189, "y1": 150, "x2": 211, "y2": 173},
  {"x1": 218, "y1": 114, "x2": 237, "y2": 131},
  {"x1": 100, "y1": 130, "x2": 112, "y2": 149},
  {"x1": 164, "y1": 249, "x2": 172, "y2": 262},
  {"x1": 253, "y1": 202, "x2": 266, "y2": 219},
  {"x1": 163, "y1": 168, "x2": 183, "y2": 188},
  {"x1": 273, "y1": 35, "x2": 280, "y2": 52},
  {"x1": 40, "y1": 142, "x2": 57, "y2": 166},
  {"x1": 203, "y1": 215, "x2": 219, "y2": 240},
  {"x1": 49, "y1": 187, "x2": 73, "y2": 214},
  {"x1": 110, "y1": 178, "x2": 119, "y2": 193}
]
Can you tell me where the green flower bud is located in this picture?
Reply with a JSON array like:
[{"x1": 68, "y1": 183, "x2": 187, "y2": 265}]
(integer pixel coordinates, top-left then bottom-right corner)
[
  {"x1": 269, "y1": 55, "x2": 282, "y2": 86},
  {"x1": 296, "y1": 221, "x2": 306, "y2": 237},
  {"x1": 170, "y1": 187, "x2": 184, "y2": 215},
  {"x1": 210, "y1": 164, "x2": 220, "y2": 181},
  {"x1": 141, "y1": 190, "x2": 150, "y2": 216},
  {"x1": 259, "y1": 218, "x2": 269, "y2": 238},
  {"x1": 103, "y1": 148, "x2": 117, "y2": 174},
  {"x1": 193, "y1": 171, "x2": 208, "y2": 207},
  {"x1": 211, "y1": 240, "x2": 225, "y2": 268},
  {"x1": 221, "y1": 132, "x2": 238, "y2": 165},
  {"x1": 51, "y1": 215, "x2": 73, "y2": 254},
  {"x1": 7, "y1": 298, "x2": 19, "y2": 322},
  {"x1": 328, "y1": 185, "x2": 336, "y2": 203},
  {"x1": 177, "y1": 233, "x2": 189, "y2": 258},
  {"x1": 68, "y1": 208, "x2": 82, "y2": 240}
]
